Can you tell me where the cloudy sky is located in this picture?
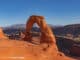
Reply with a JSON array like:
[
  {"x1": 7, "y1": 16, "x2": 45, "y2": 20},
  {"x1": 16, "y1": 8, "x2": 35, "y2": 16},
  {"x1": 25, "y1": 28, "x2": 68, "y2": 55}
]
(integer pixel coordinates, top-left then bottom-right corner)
[{"x1": 0, "y1": 0, "x2": 80, "y2": 27}]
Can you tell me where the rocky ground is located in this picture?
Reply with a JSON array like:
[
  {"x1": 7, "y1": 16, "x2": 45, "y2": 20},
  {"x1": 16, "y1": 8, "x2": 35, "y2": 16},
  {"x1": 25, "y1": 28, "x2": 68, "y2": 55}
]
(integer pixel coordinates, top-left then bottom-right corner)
[
  {"x1": 0, "y1": 15, "x2": 79, "y2": 60},
  {"x1": 0, "y1": 38, "x2": 75, "y2": 60}
]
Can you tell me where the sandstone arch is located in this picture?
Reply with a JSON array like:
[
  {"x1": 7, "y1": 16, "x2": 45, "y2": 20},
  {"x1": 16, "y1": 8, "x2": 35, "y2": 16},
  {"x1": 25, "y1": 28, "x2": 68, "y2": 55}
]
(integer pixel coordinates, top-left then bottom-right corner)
[
  {"x1": 23, "y1": 15, "x2": 58, "y2": 54},
  {"x1": 24, "y1": 15, "x2": 56, "y2": 44},
  {"x1": 0, "y1": 16, "x2": 74, "y2": 60}
]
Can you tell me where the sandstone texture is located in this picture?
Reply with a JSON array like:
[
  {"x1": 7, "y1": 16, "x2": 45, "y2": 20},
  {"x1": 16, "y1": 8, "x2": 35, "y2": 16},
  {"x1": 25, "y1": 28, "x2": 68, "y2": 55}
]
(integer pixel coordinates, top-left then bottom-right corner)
[{"x1": 0, "y1": 15, "x2": 76, "y2": 60}]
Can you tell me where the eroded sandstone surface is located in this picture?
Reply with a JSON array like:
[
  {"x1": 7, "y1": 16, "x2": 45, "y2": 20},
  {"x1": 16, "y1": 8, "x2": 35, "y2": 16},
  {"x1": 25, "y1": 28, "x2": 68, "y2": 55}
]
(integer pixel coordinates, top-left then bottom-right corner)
[
  {"x1": 0, "y1": 15, "x2": 76, "y2": 60},
  {"x1": 0, "y1": 27, "x2": 8, "y2": 39},
  {"x1": 23, "y1": 15, "x2": 75, "y2": 60}
]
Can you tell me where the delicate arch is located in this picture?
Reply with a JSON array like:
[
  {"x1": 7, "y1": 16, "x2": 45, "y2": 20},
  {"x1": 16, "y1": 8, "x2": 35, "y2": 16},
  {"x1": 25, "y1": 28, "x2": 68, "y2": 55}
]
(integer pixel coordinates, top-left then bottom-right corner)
[{"x1": 24, "y1": 15, "x2": 56, "y2": 44}]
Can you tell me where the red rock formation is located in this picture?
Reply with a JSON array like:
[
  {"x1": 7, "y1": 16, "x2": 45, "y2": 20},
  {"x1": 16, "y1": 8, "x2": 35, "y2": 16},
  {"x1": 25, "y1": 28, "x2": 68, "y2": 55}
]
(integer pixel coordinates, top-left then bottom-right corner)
[
  {"x1": 0, "y1": 15, "x2": 76, "y2": 60},
  {"x1": 23, "y1": 15, "x2": 74, "y2": 60},
  {"x1": 24, "y1": 15, "x2": 55, "y2": 43},
  {"x1": 23, "y1": 15, "x2": 58, "y2": 52},
  {"x1": 0, "y1": 27, "x2": 8, "y2": 39}
]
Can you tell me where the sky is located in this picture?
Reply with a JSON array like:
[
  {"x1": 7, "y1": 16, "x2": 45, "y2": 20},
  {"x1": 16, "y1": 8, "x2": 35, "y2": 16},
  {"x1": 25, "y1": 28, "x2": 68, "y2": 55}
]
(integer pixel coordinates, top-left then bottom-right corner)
[{"x1": 0, "y1": 0, "x2": 80, "y2": 27}]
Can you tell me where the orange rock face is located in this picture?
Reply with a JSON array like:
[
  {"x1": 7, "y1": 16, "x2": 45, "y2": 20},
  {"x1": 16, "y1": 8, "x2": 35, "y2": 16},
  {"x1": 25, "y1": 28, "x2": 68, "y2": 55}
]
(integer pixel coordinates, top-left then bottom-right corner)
[
  {"x1": 24, "y1": 15, "x2": 58, "y2": 51},
  {"x1": 24, "y1": 15, "x2": 56, "y2": 43},
  {"x1": 0, "y1": 27, "x2": 8, "y2": 39},
  {"x1": 23, "y1": 15, "x2": 74, "y2": 60},
  {"x1": 0, "y1": 15, "x2": 75, "y2": 60}
]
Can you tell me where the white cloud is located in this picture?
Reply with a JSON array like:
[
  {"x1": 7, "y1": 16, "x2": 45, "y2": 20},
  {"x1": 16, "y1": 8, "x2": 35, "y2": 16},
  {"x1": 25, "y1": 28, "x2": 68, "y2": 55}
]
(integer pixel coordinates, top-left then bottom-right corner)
[{"x1": 71, "y1": 16, "x2": 80, "y2": 19}]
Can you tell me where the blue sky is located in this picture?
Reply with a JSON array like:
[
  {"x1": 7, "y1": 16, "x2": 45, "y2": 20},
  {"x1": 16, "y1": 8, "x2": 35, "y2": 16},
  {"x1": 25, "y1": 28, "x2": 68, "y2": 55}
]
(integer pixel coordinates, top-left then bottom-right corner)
[{"x1": 0, "y1": 0, "x2": 80, "y2": 27}]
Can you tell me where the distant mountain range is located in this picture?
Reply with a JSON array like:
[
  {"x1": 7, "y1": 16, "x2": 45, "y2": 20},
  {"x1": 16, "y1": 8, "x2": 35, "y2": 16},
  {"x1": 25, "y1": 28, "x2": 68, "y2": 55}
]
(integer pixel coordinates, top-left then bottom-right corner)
[
  {"x1": 3, "y1": 24, "x2": 26, "y2": 30},
  {"x1": 53, "y1": 24, "x2": 80, "y2": 36},
  {"x1": 3, "y1": 24, "x2": 80, "y2": 37}
]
